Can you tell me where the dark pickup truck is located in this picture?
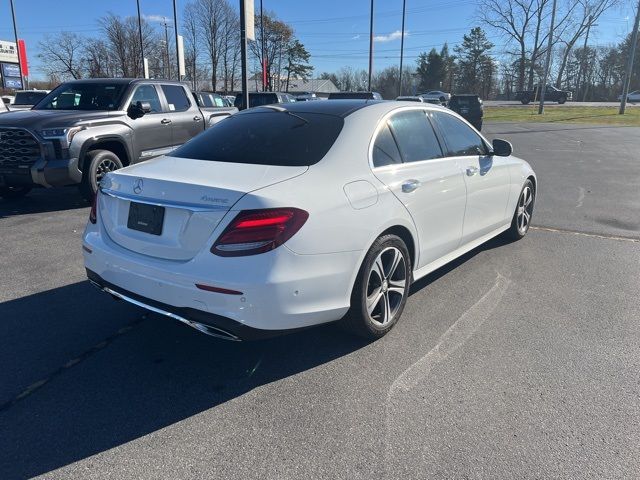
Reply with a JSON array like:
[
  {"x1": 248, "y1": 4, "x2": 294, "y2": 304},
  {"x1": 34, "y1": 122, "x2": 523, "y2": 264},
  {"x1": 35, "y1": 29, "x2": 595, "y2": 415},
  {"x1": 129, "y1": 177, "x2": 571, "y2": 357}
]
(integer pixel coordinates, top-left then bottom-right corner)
[
  {"x1": 0, "y1": 78, "x2": 237, "y2": 201},
  {"x1": 515, "y1": 84, "x2": 572, "y2": 105}
]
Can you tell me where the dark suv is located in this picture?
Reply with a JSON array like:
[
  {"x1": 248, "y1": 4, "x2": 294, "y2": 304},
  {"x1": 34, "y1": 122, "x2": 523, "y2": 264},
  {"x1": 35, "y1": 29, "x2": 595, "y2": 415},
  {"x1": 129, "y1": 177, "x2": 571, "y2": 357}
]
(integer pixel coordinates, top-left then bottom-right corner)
[{"x1": 448, "y1": 94, "x2": 484, "y2": 131}]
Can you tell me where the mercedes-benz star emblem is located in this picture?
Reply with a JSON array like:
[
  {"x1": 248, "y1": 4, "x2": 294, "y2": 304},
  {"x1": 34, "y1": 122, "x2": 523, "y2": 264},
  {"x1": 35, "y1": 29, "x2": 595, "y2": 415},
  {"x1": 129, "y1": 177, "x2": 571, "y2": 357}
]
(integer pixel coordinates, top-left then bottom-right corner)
[{"x1": 133, "y1": 178, "x2": 144, "y2": 194}]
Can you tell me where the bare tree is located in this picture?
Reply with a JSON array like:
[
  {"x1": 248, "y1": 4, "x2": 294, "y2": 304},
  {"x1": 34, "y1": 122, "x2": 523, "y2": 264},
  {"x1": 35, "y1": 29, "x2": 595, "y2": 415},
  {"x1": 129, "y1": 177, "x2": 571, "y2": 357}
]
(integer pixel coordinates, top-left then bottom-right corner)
[
  {"x1": 197, "y1": 0, "x2": 229, "y2": 89},
  {"x1": 183, "y1": 1, "x2": 200, "y2": 89},
  {"x1": 37, "y1": 32, "x2": 85, "y2": 80},
  {"x1": 554, "y1": 0, "x2": 619, "y2": 89}
]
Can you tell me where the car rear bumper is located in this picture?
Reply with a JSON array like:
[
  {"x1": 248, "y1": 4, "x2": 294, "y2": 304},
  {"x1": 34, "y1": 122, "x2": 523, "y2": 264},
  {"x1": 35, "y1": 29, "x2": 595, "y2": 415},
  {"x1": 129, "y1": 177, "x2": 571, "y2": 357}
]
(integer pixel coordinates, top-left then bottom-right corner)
[{"x1": 83, "y1": 225, "x2": 361, "y2": 337}]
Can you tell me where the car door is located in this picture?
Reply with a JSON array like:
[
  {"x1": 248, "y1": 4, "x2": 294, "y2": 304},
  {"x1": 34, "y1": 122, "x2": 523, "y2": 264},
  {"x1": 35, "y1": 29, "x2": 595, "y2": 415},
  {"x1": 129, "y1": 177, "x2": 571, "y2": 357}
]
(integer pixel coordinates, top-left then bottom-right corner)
[
  {"x1": 432, "y1": 110, "x2": 511, "y2": 244},
  {"x1": 127, "y1": 83, "x2": 173, "y2": 162},
  {"x1": 371, "y1": 108, "x2": 467, "y2": 269},
  {"x1": 160, "y1": 84, "x2": 203, "y2": 147}
]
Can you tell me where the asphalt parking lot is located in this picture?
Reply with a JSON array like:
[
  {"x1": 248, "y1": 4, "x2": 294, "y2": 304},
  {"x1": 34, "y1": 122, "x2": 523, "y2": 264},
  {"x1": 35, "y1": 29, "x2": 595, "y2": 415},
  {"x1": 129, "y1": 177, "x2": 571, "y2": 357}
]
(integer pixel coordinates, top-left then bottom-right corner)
[{"x1": 1, "y1": 122, "x2": 639, "y2": 479}]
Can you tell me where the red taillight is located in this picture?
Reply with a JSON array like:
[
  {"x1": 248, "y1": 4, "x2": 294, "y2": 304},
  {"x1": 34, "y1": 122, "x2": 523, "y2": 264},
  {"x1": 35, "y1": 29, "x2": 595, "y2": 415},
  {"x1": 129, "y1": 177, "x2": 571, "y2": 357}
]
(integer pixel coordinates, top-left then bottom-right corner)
[
  {"x1": 211, "y1": 208, "x2": 309, "y2": 257},
  {"x1": 89, "y1": 192, "x2": 98, "y2": 224}
]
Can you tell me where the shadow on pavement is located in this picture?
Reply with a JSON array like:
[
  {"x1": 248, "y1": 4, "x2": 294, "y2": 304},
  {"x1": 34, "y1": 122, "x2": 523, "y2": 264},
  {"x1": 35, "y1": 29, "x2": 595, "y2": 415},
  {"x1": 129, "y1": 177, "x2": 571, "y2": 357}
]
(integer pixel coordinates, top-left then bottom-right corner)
[
  {"x1": 0, "y1": 186, "x2": 87, "y2": 219},
  {"x1": 0, "y1": 280, "x2": 370, "y2": 479}
]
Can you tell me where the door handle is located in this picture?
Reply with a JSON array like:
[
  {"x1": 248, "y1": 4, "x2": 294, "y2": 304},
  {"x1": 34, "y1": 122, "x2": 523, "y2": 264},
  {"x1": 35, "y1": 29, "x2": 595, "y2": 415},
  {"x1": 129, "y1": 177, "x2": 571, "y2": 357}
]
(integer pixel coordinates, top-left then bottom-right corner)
[
  {"x1": 161, "y1": 118, "x2": 172, "y2": 125},
  {"x1": 466, "y1": 166, "x2": 479, "y2": 176},
  {"x1": 401, "y1": 179, "x2": 421, "y2": 193},
  {"x1": 193, "y1": 116, "x2": 202, "y2": 122}
]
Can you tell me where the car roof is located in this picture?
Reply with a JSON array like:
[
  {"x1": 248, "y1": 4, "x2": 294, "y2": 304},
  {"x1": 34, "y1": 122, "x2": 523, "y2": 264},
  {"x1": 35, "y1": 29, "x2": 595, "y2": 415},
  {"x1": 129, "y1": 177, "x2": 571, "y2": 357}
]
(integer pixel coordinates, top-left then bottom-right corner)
[{"x1": 256, "y1": 99, "x2": 385, "y2": 117}]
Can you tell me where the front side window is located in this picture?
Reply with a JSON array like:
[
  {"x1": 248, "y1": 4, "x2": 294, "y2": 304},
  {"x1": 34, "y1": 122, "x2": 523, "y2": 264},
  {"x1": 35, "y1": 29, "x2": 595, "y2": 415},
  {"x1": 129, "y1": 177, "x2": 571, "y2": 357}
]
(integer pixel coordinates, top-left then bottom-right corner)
[
  {"x1": 372, "y1": 123, "x2": 402, "y2": 167},
  {"x1": 130, "y1": 85, "x2": 162, "y2": 113},
  {"x1": 433, "y1": 111, "x2": 487, "y2": 156},
  {"x1": 161, "y1": 84, "x2": 191, "y2": 112},
  {"x1": 387, "y1": 110, "x2": 443, "y2": 163}
]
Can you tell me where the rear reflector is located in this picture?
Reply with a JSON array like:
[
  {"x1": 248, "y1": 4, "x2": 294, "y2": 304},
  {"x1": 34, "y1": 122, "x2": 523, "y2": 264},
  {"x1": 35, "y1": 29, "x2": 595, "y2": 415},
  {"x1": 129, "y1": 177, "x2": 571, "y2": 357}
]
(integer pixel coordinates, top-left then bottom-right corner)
[
  {"x1": 211, "y1": 208, "x2": 309, "y2": 257},
  {"x1": 195, "y1": 283, "x2": 243, "y2": 295}
]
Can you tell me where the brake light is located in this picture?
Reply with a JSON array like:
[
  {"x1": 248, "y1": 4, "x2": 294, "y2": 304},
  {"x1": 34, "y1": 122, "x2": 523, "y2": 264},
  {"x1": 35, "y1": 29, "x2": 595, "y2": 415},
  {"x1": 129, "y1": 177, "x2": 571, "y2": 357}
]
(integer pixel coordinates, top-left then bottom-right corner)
[
  {"x1": 89, "y1": 192, "x2": 98, "y2": 224},
  {"x1": 211, "y1": 208, "x2": 309, "y2": 257}
]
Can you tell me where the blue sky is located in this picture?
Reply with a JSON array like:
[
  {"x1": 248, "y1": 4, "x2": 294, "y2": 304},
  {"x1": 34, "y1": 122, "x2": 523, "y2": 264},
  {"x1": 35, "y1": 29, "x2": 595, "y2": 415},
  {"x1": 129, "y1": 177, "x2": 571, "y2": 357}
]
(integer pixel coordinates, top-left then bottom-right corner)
[{"x1": 0, "y1": 0, "x2": 636, "y2": 80}]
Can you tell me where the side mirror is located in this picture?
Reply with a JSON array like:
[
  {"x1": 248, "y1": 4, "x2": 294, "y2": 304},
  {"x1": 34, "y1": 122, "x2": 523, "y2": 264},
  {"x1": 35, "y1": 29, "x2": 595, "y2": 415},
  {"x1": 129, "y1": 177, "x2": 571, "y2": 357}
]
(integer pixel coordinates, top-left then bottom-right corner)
[
  {"x1": 492, "y1": 138, "x2": 512, "y2": 157},
  {"x1": 127, "y1": 101, "x2": 151, "y2": 119}
]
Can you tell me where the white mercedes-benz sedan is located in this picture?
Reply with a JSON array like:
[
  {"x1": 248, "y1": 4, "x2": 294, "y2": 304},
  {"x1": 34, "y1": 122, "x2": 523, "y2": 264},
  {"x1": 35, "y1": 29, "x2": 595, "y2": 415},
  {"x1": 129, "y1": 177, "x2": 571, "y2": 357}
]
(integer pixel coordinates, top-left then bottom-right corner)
[{"x1": 83, "y1": 100, "x2": 536, "y2": 341}]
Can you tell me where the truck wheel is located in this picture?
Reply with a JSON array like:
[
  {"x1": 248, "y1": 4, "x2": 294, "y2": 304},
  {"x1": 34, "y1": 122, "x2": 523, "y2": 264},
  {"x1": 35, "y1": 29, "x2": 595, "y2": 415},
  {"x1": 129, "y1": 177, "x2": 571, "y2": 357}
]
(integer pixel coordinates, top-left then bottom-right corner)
[
  {"x1": 520, "y1": 97, "x2": 530, "y2": 105},
  {"x1": 557, "y1": 96, "x2": 566, "y2": 104},
  {"x1": 0, "y1": 185, "x2": 32, "y2": 200},
  {"x1": 80, "y1": 150, "x2": 123, "y2": 202}
]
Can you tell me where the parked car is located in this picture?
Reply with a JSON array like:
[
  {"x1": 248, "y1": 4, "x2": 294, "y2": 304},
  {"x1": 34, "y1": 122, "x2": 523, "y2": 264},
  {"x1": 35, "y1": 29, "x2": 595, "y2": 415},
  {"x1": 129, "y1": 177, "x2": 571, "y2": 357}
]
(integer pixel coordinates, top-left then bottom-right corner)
[
  {"x1": 618, "y1": 90, "x2": 640, "y2": 103},
  {"x1": 328, "y1": 91, "x2": 383, "y2": 100},
  {"x1": 234, "y1": 91, "x2": 296, "y2": 110},
  {"x1": 448, "y1": 94, "x2": 484, "y2": 131},
  {"x1": 84, "y1": 100, "x2": 536, "y2": 341},
  {"x1": 296, "y1": 92, "x2": 319, "y2": 101},
  {"x1": 7, "y1": 89, "x2": 50, "y2": 110},
  {"x1": 396, "y1": 96, "x2": 425, "y2": 102},
  {"x1": 0, "y1": 78, "x2": 237, "y2": 201},
  {"x1": 515, "y1": 84, "x2": 572, "y2": 105},
  {"x1": 195, "y1": 91, "x2": 239, "y2": 112},
  {"x1": 420, "y1": 90, "x2": 451, "y2": 103}
]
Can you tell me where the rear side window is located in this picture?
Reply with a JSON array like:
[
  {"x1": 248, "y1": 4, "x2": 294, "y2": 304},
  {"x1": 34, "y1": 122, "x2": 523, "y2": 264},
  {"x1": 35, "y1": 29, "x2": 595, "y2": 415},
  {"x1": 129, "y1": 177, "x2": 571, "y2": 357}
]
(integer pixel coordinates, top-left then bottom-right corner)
[
  {"x1": 387, "y1": 110, "x2": 442, "y2": 163},
  {"x1": 161, "y1": 85, "x2": 191, "y2": 112},
  {"x1": 250, "y1": 94, "x2": 278, "y2": 108},
  {"x1": 372, "y1": 123, "x2": 402, "y2": 167},
  {"x1": 170, "y1": 110, "x2": 344, "y2": 166},
  {"x1": 433, "y1": 111, "x2": 487, "y2": 156}
]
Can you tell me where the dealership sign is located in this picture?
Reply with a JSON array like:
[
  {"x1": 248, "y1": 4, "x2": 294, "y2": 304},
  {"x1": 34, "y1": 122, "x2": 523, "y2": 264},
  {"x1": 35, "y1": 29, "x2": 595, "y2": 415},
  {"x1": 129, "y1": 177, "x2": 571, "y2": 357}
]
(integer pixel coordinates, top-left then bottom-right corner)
[
  {"x1": 0, "y1": 39, "x2": 27, "y2": 89},
  {"x1": 0, "y1": 40, "x2": 18, "y2": 63}
]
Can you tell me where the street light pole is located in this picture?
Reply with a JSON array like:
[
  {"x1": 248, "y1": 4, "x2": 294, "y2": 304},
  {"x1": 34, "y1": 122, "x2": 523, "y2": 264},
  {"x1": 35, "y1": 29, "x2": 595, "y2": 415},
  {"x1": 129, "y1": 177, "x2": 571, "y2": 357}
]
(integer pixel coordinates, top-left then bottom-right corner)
[
  {"x1": 136, "y1": 0, "x2": 145, "y2": 77},
  {"x1": 173, "y1": 0, "x2": 180, "y2": 80},
  {"x1": 398, "y1": 0, "x2": 406, "y2": 97},
  {"x1": 239, "y1": 0, "x2": 249, "y2": 109},
  {"x1": 163, "y1": 18, "x2": 171, "y2": 79},
  {"x1": 619, "y1": 0, "x2": 640, "y2": 114},
  {"x1": 368, "y1": 0, "x2": 374, "y2": 91},
  {"x1": 260, "y1": 0, "x2": 266, "y2": 92},
  {"x1": 9, "y1": 0, "x2": 25, "y2": 88},
  {"x1": 538, "y1": 0, "x2": 558, "y2": 114}
]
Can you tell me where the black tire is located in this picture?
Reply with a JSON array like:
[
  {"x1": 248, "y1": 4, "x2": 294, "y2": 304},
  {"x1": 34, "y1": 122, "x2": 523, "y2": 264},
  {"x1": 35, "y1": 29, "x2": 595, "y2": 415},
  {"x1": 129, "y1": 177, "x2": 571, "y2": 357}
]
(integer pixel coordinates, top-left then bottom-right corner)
[
  {"x1": 504, "y1": 179, "x2": 535, "y2": 241},
  {"x1": 557, "y1": 96, "x2": 567, "y2": 104},
  {"x1": 343, "y1": 234, "x2": 412, "y2": 339},
  {"x1": 0, "y1": 185, "x2": 32, "y2": 200},
  {"x1": 520, "y1": 97, "x2": 531, "y2": 105},
  {"x1": 79, "y1": 149, "x2": 123, "y2": 202}
]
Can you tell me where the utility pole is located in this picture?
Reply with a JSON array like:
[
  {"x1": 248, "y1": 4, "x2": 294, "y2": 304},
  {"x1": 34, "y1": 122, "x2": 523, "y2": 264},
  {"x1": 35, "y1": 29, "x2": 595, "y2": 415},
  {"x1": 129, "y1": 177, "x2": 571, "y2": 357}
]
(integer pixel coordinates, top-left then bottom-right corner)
[
  {"x1": 398, "y1": 0, "x2": 406, "y2": 97},
  {"x1": 368, "y1": 0, "x2": 374, "y2": 91},
  {"x1": 173, "y1": 0, "x2": 180, "y2": 80},
  {"x1": 538, "y1": 0, "x2": 558, "y2": 114},
  {"x1": 136, "y1": 0, "x2": 145, "y2": 77},
  {"x1": 239, "y1": 0, "x2": 249, "y2": 109},
  {"x1": 9, "y1": 0, "x2": 24, "y2": 89},
  {"x1": 578, "y1": 15, "x2": 594, "y2": 102},
  {"x1": 620, "y1": 0, "x2": 640, "y2": 114},
  {"x1": 260, "y1": 0, "x2": 266, "y2": 91},
  {"x1": 163, "y1": 18, "x2": 171, "y2": 79}
]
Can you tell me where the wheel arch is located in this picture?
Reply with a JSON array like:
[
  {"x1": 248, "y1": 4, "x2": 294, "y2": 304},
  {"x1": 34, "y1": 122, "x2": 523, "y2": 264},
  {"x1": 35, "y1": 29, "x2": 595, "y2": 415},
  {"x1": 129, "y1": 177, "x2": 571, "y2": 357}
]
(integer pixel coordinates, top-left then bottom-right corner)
[
  {"x1": 80, "y1": 137, "x2": 132, "y2": 173},
  {"x1": 379, "y1": 225, "x2": 417, "y2": 271}
]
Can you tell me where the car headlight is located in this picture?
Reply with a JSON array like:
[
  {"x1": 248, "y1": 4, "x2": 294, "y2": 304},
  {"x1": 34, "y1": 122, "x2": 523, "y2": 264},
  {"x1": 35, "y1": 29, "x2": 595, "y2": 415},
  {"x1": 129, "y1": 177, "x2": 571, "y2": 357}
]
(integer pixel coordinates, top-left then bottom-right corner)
[{"x1": 39, "y1": 126, "x2": 86, "y2": 146}]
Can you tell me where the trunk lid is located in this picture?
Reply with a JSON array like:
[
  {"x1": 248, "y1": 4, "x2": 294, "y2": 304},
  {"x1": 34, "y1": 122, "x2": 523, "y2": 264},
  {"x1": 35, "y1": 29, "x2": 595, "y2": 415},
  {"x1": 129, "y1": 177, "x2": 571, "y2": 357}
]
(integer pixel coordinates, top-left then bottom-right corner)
[{"x1": 98, "y1": 156, "x2": 307, "y2": 260}]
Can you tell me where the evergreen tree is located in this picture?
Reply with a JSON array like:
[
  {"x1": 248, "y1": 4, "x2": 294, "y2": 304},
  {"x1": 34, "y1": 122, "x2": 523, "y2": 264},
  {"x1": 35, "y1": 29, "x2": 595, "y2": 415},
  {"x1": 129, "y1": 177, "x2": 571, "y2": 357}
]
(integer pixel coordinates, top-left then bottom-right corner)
[{"x1": 454, "y1": 28, "x2": 494, "y2": 96}]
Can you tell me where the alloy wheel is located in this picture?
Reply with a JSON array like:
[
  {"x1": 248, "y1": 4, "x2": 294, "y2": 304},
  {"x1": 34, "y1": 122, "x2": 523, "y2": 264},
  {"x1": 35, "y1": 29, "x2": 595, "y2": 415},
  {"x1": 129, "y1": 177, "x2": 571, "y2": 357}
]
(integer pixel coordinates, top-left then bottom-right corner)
[
  {"x1": 366, "y1": 246, "x2": 407, "y2": 327},
  {"x1": 517, "y1": 185, "x2": 534, "y2": 234},
  {"x1": 96, "y1": 158, "x2": 119, "y2": 183}
]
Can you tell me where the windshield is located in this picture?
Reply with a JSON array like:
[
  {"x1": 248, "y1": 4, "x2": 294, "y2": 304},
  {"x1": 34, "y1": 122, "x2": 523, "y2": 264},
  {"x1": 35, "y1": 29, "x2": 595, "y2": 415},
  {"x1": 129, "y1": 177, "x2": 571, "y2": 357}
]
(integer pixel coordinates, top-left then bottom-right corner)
[
  {"x1": 170, "y1": 110, "x2": 344, "y2": 166},
  {"x1": 34, "y1": 83, "x2": 128, "y2": 111},
  {"x1": 14, "y1": 91, "x2": 48, "y2": 106}
]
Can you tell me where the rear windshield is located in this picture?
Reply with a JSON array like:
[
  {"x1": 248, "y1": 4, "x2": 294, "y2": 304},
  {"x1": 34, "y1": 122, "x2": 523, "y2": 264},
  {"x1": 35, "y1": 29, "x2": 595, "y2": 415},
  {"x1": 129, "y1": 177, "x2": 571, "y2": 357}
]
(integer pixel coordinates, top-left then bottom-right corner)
[
  {"x1": 170, "y1": 110, "x2": 344, "y2": 166},
  {"x1": 451, "y1": 97, "x2": 480, "y2": 107},
  {"x1": 328, "y1": 92, "x2": 373, "y2": 100}
]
